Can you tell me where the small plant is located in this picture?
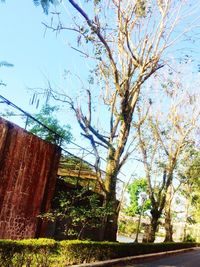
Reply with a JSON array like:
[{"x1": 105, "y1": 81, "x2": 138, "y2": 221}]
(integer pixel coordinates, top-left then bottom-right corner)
[{"x1": 40, "y1": 187, "x2": 113, "y2": 239}]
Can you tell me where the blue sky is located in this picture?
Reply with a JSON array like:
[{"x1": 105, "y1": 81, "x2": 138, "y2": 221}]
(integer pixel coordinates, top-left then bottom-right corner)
[
  {"x1": 0, "y1": 1, "x2": 128, "y2": 187},
  {"x1": 0, "y1": 1, "x2": 200, "y2": 185},
  {"x1": 0, "y1": 0, "x2": 100, "y2": 171},
  {"x1": 0, "y1": 1, "x2": 89, "y2": 110},
  {"x1": 1, "y1": 1, "x2": 199, "y2": 121}
]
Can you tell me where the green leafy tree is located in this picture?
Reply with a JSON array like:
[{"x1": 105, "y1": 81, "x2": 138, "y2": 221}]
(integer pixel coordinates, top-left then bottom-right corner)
[
  {"x1": 27, "y1": 104, "x2": 72, "y2": 146},
  {"x1": 126, "y1": 178, "x2": 151, "y2": 216},
  {"x1": 125, "y1": 177, "x2": 151, "y2": 243}
]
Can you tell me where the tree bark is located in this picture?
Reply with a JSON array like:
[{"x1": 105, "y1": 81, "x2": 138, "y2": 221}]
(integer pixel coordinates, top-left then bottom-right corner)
[
  {"x1": 164, "y1": 187, "x2": 173, "y2": 242},
  {"x1": 103, "y1": 201, "x2": 119, "y2": 241},
  {"x1": 148, "y1": 209, "x2": 161, "y2": 243},
  {"x1": 103, "y1": 152, "x2": 119, "y2": 241},
  {"x1": 103, "y1": 107, "x2": 134, "y2": 241},
  {"x1": 164, "y1": 211, "x2": 173, "y2": 242},
  {"x1": 183, "y1": 193, "x2": 190, "y2": 242}
]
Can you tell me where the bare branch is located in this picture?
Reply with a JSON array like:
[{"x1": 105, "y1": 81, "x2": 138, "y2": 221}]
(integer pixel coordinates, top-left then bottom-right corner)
[{"x1": 68, "y1": 0, "x2": 123, "y2": 96}]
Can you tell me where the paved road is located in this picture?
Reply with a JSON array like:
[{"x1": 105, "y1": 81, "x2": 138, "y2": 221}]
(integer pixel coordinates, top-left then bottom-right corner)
[{"x1": 124, "y1": 248, "x2": 200, "y2": 267}]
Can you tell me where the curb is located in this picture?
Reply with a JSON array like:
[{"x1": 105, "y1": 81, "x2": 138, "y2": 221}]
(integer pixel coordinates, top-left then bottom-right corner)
[{"x1": 71, "y1": 247, "x2": 197, "y2": 267}]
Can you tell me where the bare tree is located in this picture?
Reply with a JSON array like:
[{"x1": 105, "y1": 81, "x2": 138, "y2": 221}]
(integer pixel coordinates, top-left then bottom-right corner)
[
  {"x1": 177, "y1": 148, "x2": 200, "y2": 242},
  {"x1": 136, "y1": 73, "x2": 200, "y2": 242},
  {"x1": 34, "y1": 0, "x2": 200, "y2": 241}
]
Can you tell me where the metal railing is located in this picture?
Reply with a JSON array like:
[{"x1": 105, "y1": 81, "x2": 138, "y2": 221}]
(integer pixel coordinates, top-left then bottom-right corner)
[{"x1": 0, "y1": 95, "x2": 125, "y2": 191}]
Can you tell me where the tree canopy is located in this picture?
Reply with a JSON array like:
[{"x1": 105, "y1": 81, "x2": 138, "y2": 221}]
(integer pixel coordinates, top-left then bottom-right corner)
[
  {"x1": 126, "y1": 178, "x2": 151, "y2": 216},
  {"x1": 31, "y1": 0, "x2": 200, "y2": 241}
]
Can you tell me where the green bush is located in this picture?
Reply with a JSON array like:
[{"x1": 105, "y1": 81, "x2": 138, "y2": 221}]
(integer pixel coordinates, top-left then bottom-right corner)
[
  {"x1": 0, "y1": 238, "x2": 58, "y2": 267},
  {"x1": 184, "y1": 234, "x2": 196, "y2": 243},
  {"x1": 0, "y1": 238, "x2": 197, "y2": 266},
  {"x1": 118, "y1": 220, "x2": 137, "y2": 236}
]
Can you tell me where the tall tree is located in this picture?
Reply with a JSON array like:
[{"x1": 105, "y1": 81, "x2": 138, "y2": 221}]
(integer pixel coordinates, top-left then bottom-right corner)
[
  {"x1": 178, "y1": 149, "x2": 200, "y2": 241},
  {"x1": 33, "y1": 0, "x2": 200, "y2": 241},
  {"x1": 135, "y1": 73, "x2": 200, "y2": 242}
]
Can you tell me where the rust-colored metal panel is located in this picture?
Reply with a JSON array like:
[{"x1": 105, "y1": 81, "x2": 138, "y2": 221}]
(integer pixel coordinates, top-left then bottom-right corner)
[{"x1": 0, "y1": 117, "x2": 61, "y2": 239}]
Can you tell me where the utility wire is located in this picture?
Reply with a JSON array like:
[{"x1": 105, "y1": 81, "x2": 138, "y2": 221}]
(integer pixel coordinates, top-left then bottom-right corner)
[
  {"x1": 0, "y1": 95, "x2": 125, "y2": 182},
  {"x1": 0, "y1": 95, "x2": 100, "y2": 172}
]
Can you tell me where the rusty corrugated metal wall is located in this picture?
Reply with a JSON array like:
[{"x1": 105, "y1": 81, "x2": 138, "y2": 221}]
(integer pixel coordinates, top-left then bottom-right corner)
[{"x1": 0, "y1": 117, "x2": 61, "y2": 239}]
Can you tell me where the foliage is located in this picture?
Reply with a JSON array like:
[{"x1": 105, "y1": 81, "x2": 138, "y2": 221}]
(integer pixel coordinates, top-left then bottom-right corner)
[
  {"x1": 0, "y1": 61, "x2": 14, "y2": 68},
  {"x1": 0, "y1": 60, "x2": 14, "y2": 86},
  {"x1": 179, "y1": 149, "x2": 200, "y2": 224},
  {"x1": 33, "y1": 0, "x2": 57, "y2": 14},
  {"x1": 0, "y1": 110, "x2": 16, "y2": 118},
  {"x1": 184, "y1": 234, "x2": 196, "y2": 243},
  {"x1": 0, "y1": 238, "x2": 197, "y2": 266},
  {"x1": 126, "y1": 178, "x2": 151, "y2": 216},
  {"x1": 135, "y1": 71, "x2": 200, "y2": 242},
  {"x1": 0, "y1": 238, "x2": 58, "y2": 267},
  {"x1": 40, "y1": 187, "x2": 112, "y2": 239},
  {"x1": 118, "y1": 220, "x2": 138, "y2": 237},
  {"x1": 32, "y1": 0, "x2": 200, "y2": 241},
  {"x1": 135, "y1": 0, "x2": 147, "y2": 17},
  {"x1": 27, "y1": 104, "x2": 72, "y2": 146},
  {"x1": 60, "y1": 154, "x2": 92, "y2": 171}
]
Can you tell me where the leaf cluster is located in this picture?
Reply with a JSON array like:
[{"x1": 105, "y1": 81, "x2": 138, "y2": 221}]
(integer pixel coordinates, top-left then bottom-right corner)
[
  {"x1": 41, "y1": 187, "x2": 112, "y2": 238},
  {"x1": 27, "y1": 104, "x2": 72, "y2": 146},
  {"x1": 0, "y1": 61, "x2": 14, "y2": 68},
  {"x1": 33, "y1": 0, "x2": 57, "y2": 14},
  {"x1": 0, "y1": 60, "x2": 14, "y2": 86},
  {"x1": 126, "y1": 178, "x2": 151, "y2": 216},
  {"x1": 60, "y1": 155, "x2": 92, "y2": 171}
]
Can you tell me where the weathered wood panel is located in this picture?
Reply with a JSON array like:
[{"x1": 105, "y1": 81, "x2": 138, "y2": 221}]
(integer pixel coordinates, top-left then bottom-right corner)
[{"x1": 0, "y1": 117, "x2": 61, "y2": 239}]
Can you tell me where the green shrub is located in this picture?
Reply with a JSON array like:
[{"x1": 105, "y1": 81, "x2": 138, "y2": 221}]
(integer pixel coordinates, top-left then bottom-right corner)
[
  {"x1": 184, "y1": 234, "x2": 196, "y2": 243},
  {"x1": 0, "y1": 238, "x2": 58, "y2": 267},
  {"x1": 58, "y1": 241, "x2": 197, "y2": 265},
  {"x1": 118, "y1": 220, "x2": 137, "y2": 236},
  {"x1": 0, "y1": 238, "x2": 197, "y2": 266}
]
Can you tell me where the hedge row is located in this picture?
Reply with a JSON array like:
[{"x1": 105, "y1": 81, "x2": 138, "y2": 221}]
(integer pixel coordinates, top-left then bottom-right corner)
[{"x1": 0, "y1": 238, "x2": 197, "y2": 266}]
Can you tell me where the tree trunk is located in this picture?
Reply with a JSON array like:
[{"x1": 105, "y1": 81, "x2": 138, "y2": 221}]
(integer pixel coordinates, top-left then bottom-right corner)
[
  {"x1": 102, "y1": 103, "x2": 134, "y2": 241},
  {"x1": 164, "y1": 210, "x2": 173, "y2": 242},
  {"x1": 103, "y1": 154, "x2": 119, "y2": 241},
  {"x1": 183, "y1": 194, "x2": 190, "y2": 242},
  {"x1": 148, "y1": 209, "x2": 161, "y2": 243},
  {"x1": 103, "y1": 200, "x2": 119, "y2": 241},
  {"x1": 164, "y1": 187, "x2": 173, "y2": 242}
]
